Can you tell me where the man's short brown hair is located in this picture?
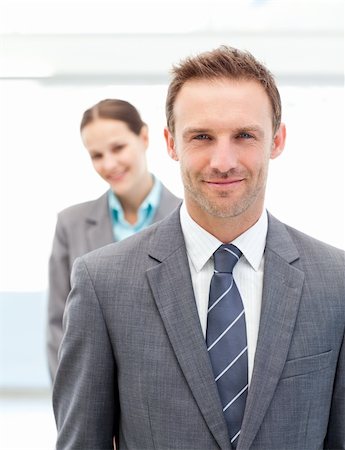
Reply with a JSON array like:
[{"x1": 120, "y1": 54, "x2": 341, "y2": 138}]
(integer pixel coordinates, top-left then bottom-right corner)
[{"x1": 166, "y1": 45, "x2": 281, "y2": 135}]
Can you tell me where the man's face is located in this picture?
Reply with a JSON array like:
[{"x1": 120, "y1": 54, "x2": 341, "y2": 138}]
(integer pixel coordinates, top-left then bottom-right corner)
[{"x1": 165, "y1": 78, "x2": 285, "y2": 227}]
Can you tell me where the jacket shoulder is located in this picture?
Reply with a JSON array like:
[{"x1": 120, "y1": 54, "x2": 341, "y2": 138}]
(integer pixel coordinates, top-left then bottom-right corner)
[
  {"x1": 57, "y1": 192, "x2": 108, "y2": 225},
  {"x1": 268, "y1": 213, "x2": 344, "y2": 262},
  {"x1": 281, "y1": 224, "x2": 345, "y2": 285},
  {"x1": 285, "y1": 223, "x2": 344, "y2": 261}
]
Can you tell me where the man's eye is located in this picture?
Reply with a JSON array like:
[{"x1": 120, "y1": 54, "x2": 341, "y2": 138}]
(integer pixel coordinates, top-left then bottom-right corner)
[
  {"x1": 238, "y1": 132, "x2": 253, "y2": 139},
  {"x1": 91, "y1": 154, "x2": 102, "y2": 160},
  {"x1": 194, "y1": 134, "x2": 210, "y2": 140}
]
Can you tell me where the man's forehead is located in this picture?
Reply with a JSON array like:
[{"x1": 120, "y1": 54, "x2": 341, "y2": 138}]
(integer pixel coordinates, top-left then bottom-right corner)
[
  {"x1": 175, "y1": 78, "x2": 269, "y2": 107},
  {"x1": 173, "y1": 78, "x2": 273, "y2": 128}
]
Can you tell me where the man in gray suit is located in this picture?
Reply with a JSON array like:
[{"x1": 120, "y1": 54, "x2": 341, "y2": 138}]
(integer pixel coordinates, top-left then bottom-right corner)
[{"x1": 53, "y1": 46, "x2": 344, "y2": 449}]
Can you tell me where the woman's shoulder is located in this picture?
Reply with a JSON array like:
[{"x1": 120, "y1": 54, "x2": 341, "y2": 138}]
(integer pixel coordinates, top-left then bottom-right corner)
[{"x1": 57, "y1": 191, "x2": 108, "y2": 224}]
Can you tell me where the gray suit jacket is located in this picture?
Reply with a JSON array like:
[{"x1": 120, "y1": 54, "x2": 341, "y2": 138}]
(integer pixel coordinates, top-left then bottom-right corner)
[
  {"x1": 47, "y1": 183, "x2": 181, "y2": 379},
  {"x1": 53, "y1": 208, "x2": 345, "y2": 450}
]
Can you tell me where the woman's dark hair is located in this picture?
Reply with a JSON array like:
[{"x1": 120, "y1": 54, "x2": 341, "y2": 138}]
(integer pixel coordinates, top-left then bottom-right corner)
[{"x1": 80, "y1": 99, "x2": 146, "y2": 135}]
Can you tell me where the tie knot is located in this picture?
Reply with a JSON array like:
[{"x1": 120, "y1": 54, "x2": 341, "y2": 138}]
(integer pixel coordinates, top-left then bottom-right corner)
[{"x1": 213, "y1": 244, "x2": 242, "y2": 273}]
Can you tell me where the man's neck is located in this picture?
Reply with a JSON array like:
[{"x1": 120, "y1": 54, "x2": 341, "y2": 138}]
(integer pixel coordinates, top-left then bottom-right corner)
[{"x1": 186, "y1": 204, "x2": 264, "y2": 243}]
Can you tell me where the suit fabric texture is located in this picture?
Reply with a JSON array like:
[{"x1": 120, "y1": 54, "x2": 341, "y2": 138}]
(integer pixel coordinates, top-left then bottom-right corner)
[
  {"x1": 53, "y1": 208, "x2": 345, "y2": 450},
  {"x1": 47, "y1": 184, "x2": 181, "y2": 379}
]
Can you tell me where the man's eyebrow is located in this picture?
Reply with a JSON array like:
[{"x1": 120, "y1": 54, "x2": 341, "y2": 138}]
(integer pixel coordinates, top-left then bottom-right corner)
[
  {"x1": 182, "y1": 125, "x2": 265, "y2": 138},
  {"x1": 182, "y1": 127, "x2": 212, "y2": 138},
  {"x1": 234, "y1": 125, "x2": 264, "y2": 135}
]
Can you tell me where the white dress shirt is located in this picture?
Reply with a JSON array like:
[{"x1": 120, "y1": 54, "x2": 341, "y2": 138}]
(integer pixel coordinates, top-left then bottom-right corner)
[{"x1": 180, "y1": 202, "x2": 268, "y2": 385}]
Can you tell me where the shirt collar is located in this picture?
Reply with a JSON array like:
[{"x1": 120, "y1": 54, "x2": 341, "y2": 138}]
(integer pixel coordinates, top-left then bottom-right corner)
[{"x1": 180, "y1": 202, "x2": 268, "y2": 273}]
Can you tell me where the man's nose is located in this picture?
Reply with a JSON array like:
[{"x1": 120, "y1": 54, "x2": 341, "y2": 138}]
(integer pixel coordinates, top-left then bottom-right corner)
[{"x1": 209, "y1": 140, "x2": 239, "y2": 173}]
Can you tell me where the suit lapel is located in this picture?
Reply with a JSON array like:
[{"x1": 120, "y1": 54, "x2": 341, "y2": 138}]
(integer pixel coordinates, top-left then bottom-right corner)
[
  {"x1": 238, "y1": 214, "x2": 305, "y2": 449},
  {"x1": 146, "y1": 210, "x2": 231, "y2": 450},
  {"x1": 152, "y1": 183, "x2": 181, "y2": 222},
  {"x1": 85, "y1": 192, "x2": 115, "y2": 249}
]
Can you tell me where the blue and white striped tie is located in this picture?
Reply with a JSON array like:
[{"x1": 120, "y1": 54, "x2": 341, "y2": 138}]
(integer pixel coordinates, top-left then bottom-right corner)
[{"x1": 206, "y1": 244, "x2": 248, "y2": 447}]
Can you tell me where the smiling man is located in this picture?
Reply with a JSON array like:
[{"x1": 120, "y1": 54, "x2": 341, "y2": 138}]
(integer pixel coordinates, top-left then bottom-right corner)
[
  {"x1": 164, "y1": 77, "x2": 285, "y2": 243},
  {"x1": 53, "y1": 46, "x2": 344, "y2": 450}
]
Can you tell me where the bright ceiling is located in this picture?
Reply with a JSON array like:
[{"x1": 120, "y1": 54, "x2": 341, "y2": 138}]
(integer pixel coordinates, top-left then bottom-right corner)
[{"x1": 0, "y1": 0, "x2": 343, "y2": 83}]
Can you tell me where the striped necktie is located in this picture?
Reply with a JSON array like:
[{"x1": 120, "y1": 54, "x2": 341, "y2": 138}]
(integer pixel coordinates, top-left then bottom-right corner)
[{"x1": 206, "y1": 244, "x2": 248, "y2": 447}]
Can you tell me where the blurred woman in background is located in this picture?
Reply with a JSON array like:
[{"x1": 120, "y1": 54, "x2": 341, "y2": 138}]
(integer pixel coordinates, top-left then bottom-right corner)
[{"x1": 47, "y1": 99, "x2": 181, "y2": 380}]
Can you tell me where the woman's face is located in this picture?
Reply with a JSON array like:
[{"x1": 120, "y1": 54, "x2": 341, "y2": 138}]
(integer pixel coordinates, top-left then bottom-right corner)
[{"x1": 81, "y1": 118, "x2": 149, "y2": 198}]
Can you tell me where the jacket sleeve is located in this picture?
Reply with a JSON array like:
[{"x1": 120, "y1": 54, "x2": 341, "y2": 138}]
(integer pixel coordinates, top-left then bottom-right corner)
[
  {"x1": 46, "y1": 215, "x2": 72, "y2": 381},
  {"x1": 53, "y1": 257, "x2": 118, "y2": 449}
]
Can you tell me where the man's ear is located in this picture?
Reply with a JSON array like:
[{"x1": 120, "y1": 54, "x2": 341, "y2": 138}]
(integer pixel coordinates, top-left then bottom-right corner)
[
  {"x1": 270, "y1": 123, "x2": 286, "y2": 160},
  {"x1": 164, "y1": 127, "x2": 179, "y2": 161}
]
